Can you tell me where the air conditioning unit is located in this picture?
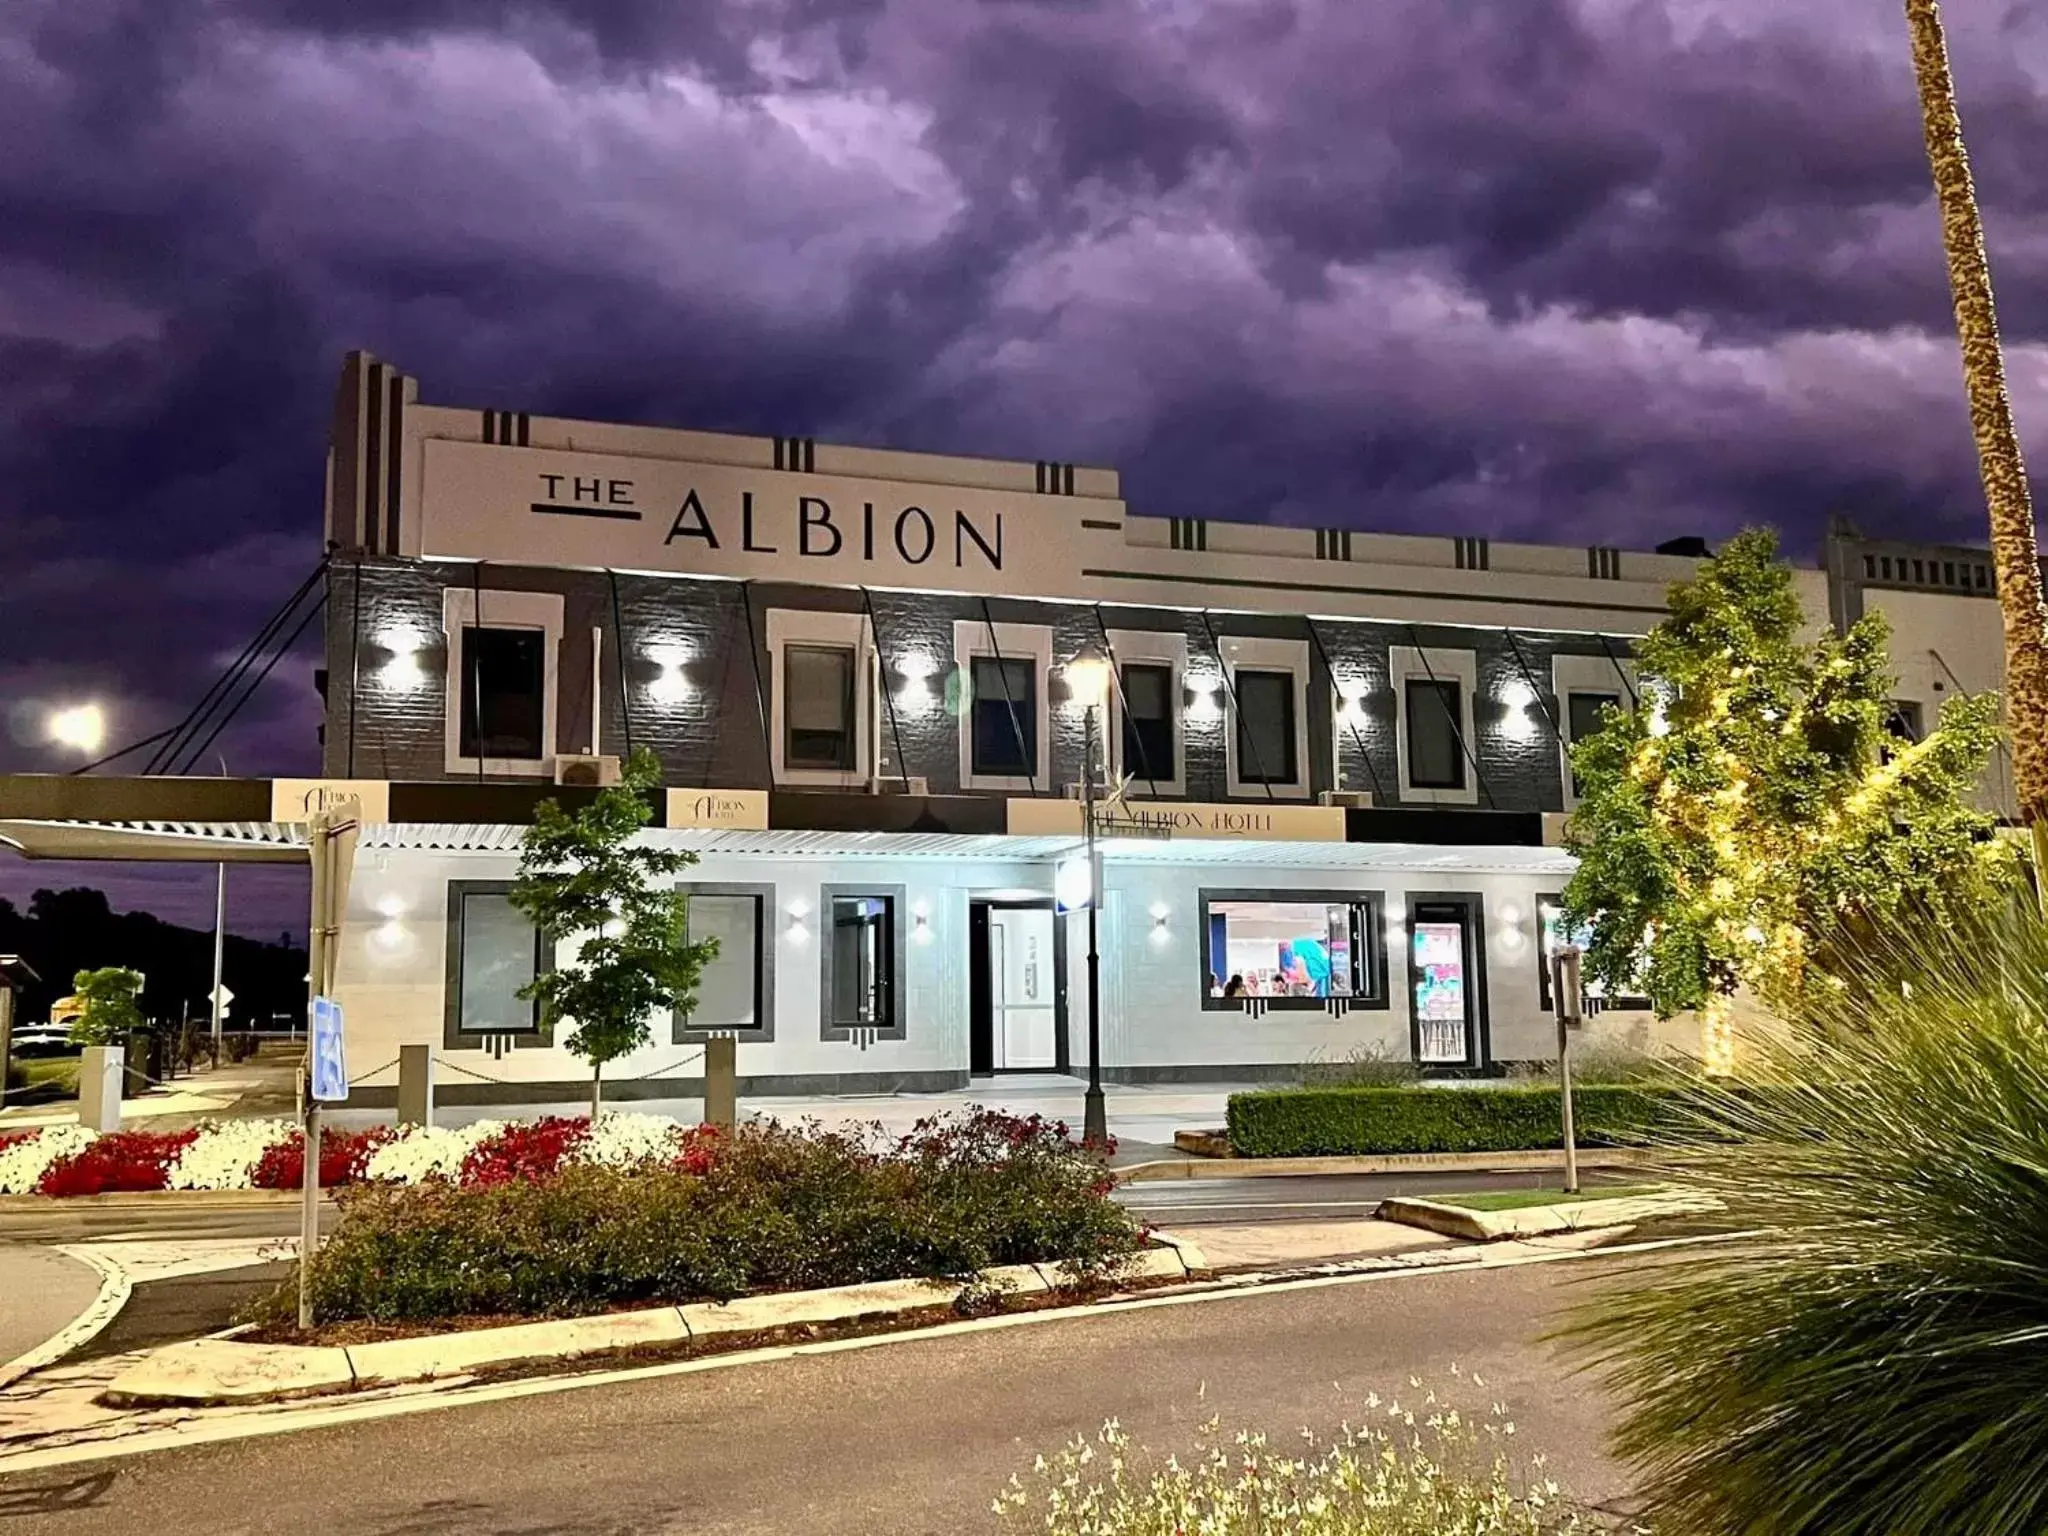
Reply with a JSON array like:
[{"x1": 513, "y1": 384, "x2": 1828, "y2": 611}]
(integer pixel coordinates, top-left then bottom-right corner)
[
  {"x1": 869, "y1": 775, "x2": 930, "y2": 796},
  {"x1": 1320, "y1": 790, "x2": 1374, "y2": 809},
  {"x1": 554, "y1": 754, "x2": 622, "y2": 787}
]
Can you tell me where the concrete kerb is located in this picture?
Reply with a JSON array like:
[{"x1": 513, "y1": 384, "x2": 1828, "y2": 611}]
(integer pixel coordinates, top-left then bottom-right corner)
[
  {"x1": 0, "y1": 1247, "x2": 132, "y2": 1391},
  {"x1": 1379, "y1": 1191, "x2": 1722, "y2": 1241},
  {"x1": 1117, "y1": 1148, "x2": 1656, "y2": 1182},
  {"x1": 102, "y1": 1249, "x2": 1199, "y2": 1407}
]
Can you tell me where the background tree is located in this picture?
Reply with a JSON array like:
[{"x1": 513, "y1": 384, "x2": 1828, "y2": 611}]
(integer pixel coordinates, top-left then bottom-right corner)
[
  {"x1": 511, "y1": 747, "x2": 716, "y2": 1116},
  {"x1": 1904, "y1": 1, "x2": 2048, "y2": 890},
  {"x1": 1562, "y1": 528, "x2": 2007, "y2": 1046},
  {"x1": 65, "y1": 966, "x2": 145, "y2": 1046}
]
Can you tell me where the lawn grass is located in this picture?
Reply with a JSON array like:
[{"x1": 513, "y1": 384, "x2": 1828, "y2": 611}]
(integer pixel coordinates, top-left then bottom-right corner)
[
  {"x1": 1432, "y1": 1183, "x2": 1665, "y2": 1212},
  {"x1": 7, "y1": 1058, "x2": 80, "y2": 1096}
]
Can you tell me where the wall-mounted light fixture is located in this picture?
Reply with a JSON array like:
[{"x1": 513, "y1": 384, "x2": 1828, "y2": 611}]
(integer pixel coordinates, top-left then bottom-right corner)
[
  {"x1": 1150, "y1": 902, "x2": 1170, "y2": 943},
  {"x1": 912, "y1": 900, "x2": 933, "y2": 945},
  {"x1": 787, "y1": 896, "x2": 810, "y2": 944},
  {"x1": 1185, "y1": 674, "x2": 1224, "y2": 722},
  {"x1": 894, "y1": 653, "x2": 939, "y2": 713},
  {"x1": 1495, "y1": 679, "x2": 1542, "y2": 743},
  {"x1": 378, "y1": 626, "x2": 429, "y2": 691},
  {"x1": 647, "y1": 644, "x2": 691, "y2": 705}
]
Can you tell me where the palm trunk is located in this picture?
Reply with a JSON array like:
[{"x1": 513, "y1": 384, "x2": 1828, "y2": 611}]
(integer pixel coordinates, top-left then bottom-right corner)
[
  {"x1": 1904, "y1": 1, "x2": 2048, "y2": 896},
  {"x1": 591, "y1": 1061, "x2": 602, "y2": 1121}
]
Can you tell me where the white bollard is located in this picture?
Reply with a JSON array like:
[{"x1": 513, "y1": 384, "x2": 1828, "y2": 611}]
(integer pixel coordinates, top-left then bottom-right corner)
[{"x1": 77, "y1": 1045, "x2": 125, "y2": 1133}]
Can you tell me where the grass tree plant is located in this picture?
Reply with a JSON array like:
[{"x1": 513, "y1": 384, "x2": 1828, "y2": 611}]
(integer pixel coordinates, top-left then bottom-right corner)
[
  {"x1": 511, "y1": 748, "x2": 716, "y2": 1117},
  {"x1": 1569, "y1": 873, "x2": 2048, "y2": 1535}
]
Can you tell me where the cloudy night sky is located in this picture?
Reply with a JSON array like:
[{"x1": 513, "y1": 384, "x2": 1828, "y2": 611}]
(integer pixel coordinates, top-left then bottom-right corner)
[{"x1": 4, "y1": 0, "x2": 2048, "y2": 931}]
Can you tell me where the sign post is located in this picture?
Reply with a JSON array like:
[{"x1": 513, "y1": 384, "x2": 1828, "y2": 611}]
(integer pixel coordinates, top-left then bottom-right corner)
[
  {"x1": 1550, "y1": 945, "x2": 1585, "y2": 1195},
  {"x1": 297, "y1": 794, "x2": 360, "y2": 1331}
]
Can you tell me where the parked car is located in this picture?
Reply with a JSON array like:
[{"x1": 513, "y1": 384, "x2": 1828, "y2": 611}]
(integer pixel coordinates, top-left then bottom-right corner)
[{"x1": 9, "y1": 1026, "x2": 81, "y2": 1058}]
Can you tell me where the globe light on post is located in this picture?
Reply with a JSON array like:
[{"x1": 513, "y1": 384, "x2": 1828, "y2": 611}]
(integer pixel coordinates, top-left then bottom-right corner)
[
  {"x1": 1063, "y1": 643, "x2": 1112, "y2": 1147},
  {"x1": 47, "y1": 703, "x2": 106, "y2": 756}
]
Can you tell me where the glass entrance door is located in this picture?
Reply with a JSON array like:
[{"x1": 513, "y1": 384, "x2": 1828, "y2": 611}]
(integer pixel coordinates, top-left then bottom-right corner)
[{"x1": 969, "y1": 899, "x2": 1069, "y2": 1075}]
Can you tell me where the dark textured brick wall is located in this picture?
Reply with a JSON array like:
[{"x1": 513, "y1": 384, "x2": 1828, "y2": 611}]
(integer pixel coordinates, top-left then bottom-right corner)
[{"x1": 324, "y1": 557, "x2": 1631, "y2": 813}]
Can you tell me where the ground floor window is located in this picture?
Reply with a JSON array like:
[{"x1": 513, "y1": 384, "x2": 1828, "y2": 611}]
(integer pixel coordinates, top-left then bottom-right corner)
[
  {"x1": 674, "y1": 885, "x2": 776, "y2": 1040},
  {"x1": 821, "y1": 885, "x2": 907, "y2": 1041},
  {"x1": 1199, "y1": 890, "x2": 1388, "y2": 1010},
  {"x1": 444, "y1": 881, "x2": 550, "y2": 1046},
  {"x1": 1536, "y1": 894, "x2": 1650, "y2": 1012}
]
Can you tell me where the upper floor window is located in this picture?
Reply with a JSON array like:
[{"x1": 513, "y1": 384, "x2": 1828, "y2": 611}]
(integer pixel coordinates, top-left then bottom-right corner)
[
  {"x1": 1219, "y1": 636, "x2": 1311, "y2": 799},
  {"x1": 1390, "y1": 645, "x2": 1477, "y2": 805},
  {"x1": 785, "y1": 644, "x2": 857, "y2": 771},
  {"x1": 1105, "y1": 628, "x2": 1187, "y2": 797},
  {"x1": 1404, "y1": 680, "x2": 1465, "y2": 790},
  {"x1": 1553, "y1": 653, "x2": 1636, "y2": 810},
  {"x1": 954, "y1": 620, "x2": 1052, "y2": 791},
  {"x1": 1121, "y1": 664, "x2": 1176, "y2": 782},
  {"x1": 458, "y1": 628, "x2": 546, "y2": 762},
  {"x1": 1236, "y1": 672, "x2": 1299, "y2": 785},
  {"x1": 441, "y1": 588, "x2": 562, "y2": 776},
  {"x1": 972, "y1": 656, "x2": 1038, "y2": 776},
  {"x1": 767, "y1": 609, "x2": 876, "y2": 789}
]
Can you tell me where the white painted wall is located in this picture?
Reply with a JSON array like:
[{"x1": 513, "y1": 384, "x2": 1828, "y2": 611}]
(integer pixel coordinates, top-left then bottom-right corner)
[{"x1": 1865, "y1": 588, "x2": 2016, "y2": 817}]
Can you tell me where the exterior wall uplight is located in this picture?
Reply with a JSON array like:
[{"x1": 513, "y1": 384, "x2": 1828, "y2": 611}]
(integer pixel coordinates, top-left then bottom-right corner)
[
  {"x1": 647, "y1": 644, "x2": 691, "y2": 704},
  {"x1": 377, "y1": 625, "x2": 428, "y2": 691},
  {"x1": 1496, "y1": 678, "x2": 1542, "y2": 743}
]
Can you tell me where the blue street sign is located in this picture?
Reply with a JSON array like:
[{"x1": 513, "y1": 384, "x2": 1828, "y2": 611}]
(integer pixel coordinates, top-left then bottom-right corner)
[{"x1": 310, "y1": 995, "x2": 348, "y2": 1102}]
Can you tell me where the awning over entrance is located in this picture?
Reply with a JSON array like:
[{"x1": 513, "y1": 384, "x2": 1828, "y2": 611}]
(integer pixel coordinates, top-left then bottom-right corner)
[{"x1": 0, "y1": 774, "x2": 1572, "y2": 875}]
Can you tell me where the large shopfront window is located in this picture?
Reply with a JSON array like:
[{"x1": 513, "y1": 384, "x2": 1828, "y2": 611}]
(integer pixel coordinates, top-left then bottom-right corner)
[
  {"x1": 1199, "y1": 890, "x2": 1387, "y2": 1011},
  {"x1": 443, "y1": 881, "x2": 551, "y2": 1047},
  {"x1": 1536, "y1": 895, "x2": 1650, "y2": 1012},
  {"x1": 673, "y1": 885, "x2": 776, "y2": 1040}
]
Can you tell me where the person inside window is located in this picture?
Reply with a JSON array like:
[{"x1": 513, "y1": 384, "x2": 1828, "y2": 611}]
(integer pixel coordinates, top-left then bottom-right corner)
[{"x1": 1223, "y1": 974, "x2": 1247, "y2": 999}]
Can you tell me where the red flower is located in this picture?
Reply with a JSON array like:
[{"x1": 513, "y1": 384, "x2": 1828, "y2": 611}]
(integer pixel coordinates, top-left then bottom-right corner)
[
  {"x1": 674, "y1": 1122, "x2": 724, "y2": 1176},
  {"x1": 251, "y1": 1126, "x2": 395, "y2": 1190},
  {"x1": 37, "y1": 1129, "x2": 199, "y2": 1197},
  {"x1": 460, "y1": 1116, "x2": 590, "y2": 1187}
]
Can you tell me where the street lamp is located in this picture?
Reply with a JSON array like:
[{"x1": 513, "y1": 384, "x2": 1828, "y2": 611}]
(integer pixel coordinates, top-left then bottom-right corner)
[
  {"x1": 46, "y1": 703, "x2": 106, "y2": 756},
  {"x1": 1064, "y1": 645, "x2": 1112, "y2": 1146}
]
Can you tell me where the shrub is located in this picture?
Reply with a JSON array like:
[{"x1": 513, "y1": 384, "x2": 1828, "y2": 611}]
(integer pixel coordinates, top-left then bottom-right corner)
[
  {"x1": 251, "y1": 1110, "x2": 1145, "y2": 1326},
  {"x1": 996, "y1": 1391, "x2": 1590, "y2": 1533},
  {"x1": 1567, "y1": 877, "x2": 2048, "y2": 1535},
  {"x1": 1226, "y1": 1084, "x2": 1683, "y2": 1157},
  {"x1": 37, "y1": 1129, "x2": 199, "y2": 1196}
]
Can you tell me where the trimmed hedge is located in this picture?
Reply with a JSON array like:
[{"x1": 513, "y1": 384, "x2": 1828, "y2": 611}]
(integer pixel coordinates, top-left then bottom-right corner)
[{"x1": 1225, "y1": 1084, "x2": 1689, "y2": 1157}]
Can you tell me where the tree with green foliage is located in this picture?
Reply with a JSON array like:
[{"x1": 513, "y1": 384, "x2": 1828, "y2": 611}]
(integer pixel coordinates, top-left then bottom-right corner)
[
  {"x1": 1562, "y1": 527, "x2": 2008, "y2": 1036},
  {"x1": 66, "y1": 966, "x2": 145, "y2": 1046},
  {"x1": 510, "y1": 748, "x2": 717, "y2": 1117}
]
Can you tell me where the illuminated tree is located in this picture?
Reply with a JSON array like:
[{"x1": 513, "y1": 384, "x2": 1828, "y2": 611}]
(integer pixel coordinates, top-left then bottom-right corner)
[{"x1": 1562, "y1": 529, "x2": 2008, "y2": 1043}]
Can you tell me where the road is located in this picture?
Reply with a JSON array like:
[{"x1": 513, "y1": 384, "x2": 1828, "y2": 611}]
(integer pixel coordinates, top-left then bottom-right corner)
[{"x1": 0, "y1": 1255, "x2": 1644, "y2": 1534}]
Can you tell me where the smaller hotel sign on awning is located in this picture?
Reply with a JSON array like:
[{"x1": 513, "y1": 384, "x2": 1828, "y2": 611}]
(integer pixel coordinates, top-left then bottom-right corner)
[
  {"x1": 271, "y1": 779, "x2": 392, "y2": 824},
  {"x1": 1005, "y1": 798, "x2": 1345, "y2": 842},
  {"x1": 666, "y1": 788, "x2": 770, "y2": 831}
]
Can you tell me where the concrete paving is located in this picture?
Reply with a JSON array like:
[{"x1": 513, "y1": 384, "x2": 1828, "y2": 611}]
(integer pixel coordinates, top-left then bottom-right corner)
[
  {"x1": 0, "y1": 1247, "x2": 102, "y2": 1375},
  {"x1": 0, "y1": 1251, "x2": 1644, "y2": 1533}
]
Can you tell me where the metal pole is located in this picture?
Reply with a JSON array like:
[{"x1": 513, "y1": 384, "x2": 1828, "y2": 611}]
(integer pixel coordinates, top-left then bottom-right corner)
[
  {"x1": 1082, "y1": 703, "x2": 1108, "y2": 1146},
  {"x1": 1553, "y1": 947, "x2": 1582, "y2": 1195},
  {"x1": 298, "y1": 807, "x2": 332, "y2": 1332},
  {"x1": 211, "y1": 755, "x2": 228, "y2": 1066}
]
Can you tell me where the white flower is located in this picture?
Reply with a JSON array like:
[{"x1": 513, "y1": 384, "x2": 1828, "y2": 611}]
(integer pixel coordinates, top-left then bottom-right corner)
[
  {"x1": 570, "y1": 1112, "x2": 684, "y2": 1169},
  {"x1": 167, "y1": 1118, "x2": 296, "y2": 1190},
  {"x1": 362, "y1": 1120, "x2": 506, "y2": 1184},
  {"x1": 0, "y1": 1124, "x2": 96, "y2": 1194}
]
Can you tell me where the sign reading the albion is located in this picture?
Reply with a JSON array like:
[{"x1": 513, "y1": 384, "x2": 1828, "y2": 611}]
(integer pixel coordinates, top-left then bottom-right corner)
[{"x1": 418, "y1": 441, "x2": 1118, "y2": 595}]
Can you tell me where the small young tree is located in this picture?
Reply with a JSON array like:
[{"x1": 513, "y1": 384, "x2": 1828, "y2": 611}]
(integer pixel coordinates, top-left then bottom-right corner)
[
  {"x1": 66, "y1": 966, "x2": 145, "y2": 1047},
  {"x1": 510, "y1": 748, "x2": 717, "y2": 1117},
  {"x1": 1563, "y1": 528, "x2": 2009, "y2": 1040}
]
